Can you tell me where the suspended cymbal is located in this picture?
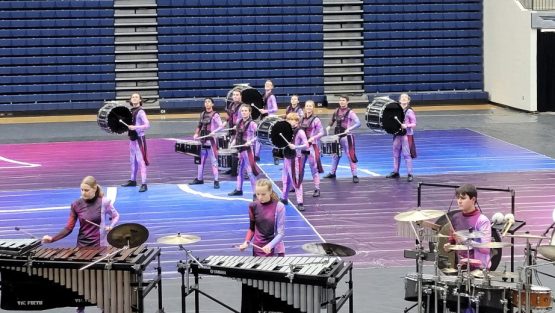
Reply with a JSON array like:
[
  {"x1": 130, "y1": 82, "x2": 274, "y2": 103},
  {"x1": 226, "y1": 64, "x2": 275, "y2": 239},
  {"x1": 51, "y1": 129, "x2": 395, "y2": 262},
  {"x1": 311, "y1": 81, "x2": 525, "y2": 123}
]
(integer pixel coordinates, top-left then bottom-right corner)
[
  {"x1": 474, "y1": 242, "x2": 513, "y2": 249},
  {"x1": 157, "y1": 233, "x2": 201, "y2": 245},
  {"x1": 454, "y1": 229, "x2": 485, "y2": 239},
  {"x1": 505, "y1": 233, "x2": 549, "y2": 240},
  {"x1": 302, "y1": 242, "x2": 356, "y2": 257},
  {"x1": 446, "y1": 244, "x2": 473, "y2": 251},
  {"x1": 394, "y1": 209, "x2": 445, "y2": 222},
  {"x1": 107, "y1": 223, "x2": 149, "y2": 249},
  {"x1": 441, "y1": 268, "x2": 458, "y2": 275},
  {"x1": 538, "y1": 245, "x2": 555, "y2": 261}
]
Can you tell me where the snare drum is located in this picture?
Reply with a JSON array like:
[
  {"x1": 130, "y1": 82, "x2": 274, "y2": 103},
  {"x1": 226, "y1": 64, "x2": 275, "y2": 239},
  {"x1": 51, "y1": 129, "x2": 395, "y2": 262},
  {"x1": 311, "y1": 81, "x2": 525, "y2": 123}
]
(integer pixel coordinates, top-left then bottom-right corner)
[
  {"x1": 404, "y1": 273, "x2": 436, "y2": 301},
  {"x1": 365, "y1": 97, "x2": 406, "y2": 135},
  {"x1": 512, "y1": 285, "x2": 552, "y2": 310},
  {"x1": 218, "y1": 149, "x2": 237, "y2": 169},
  {"x1": 320, "y1": 136, "x2": 341, "y2": 156},
  {"x1": 175, "y1": 140, "x2": 202, "y2": 158}
]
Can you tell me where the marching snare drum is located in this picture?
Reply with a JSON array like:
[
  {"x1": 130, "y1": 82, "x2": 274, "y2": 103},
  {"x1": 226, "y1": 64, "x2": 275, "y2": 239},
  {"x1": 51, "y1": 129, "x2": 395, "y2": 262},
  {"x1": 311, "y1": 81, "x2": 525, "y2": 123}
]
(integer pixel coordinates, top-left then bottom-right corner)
[
  {"x1": 175, "y1": 140, "x2": 202, "y2": 158},
  {"x1": 320, "y1": 135, "x2": 341, "y2": 156},
  {"x1": 218, "y1": 149, "x2": 238, "y2": 169},
  {"x1": 512, "y1": 285, "x2": 552, "y2": 310},
  {"x1": 215, "y1": 133, "x2": 230, "y2": 149},
  {"x1": 365, "y1": 96, "x2": 406, "y2": 135},
  {"x1": 97, "y1": 102, "x2": 132, "y2": 134}
]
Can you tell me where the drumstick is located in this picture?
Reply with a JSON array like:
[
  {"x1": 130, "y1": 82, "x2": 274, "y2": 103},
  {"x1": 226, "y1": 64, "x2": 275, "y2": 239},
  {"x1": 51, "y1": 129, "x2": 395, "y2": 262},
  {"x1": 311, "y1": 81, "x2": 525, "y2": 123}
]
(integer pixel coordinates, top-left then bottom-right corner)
[
  {"x1": 394, "y1": 116, "x2": 403, "y2": 126},
  {"x1": 197, "y1": 134, "x2": 213, "y2": 140},
  {"x1": 218, "y1": 127, "x2": 236, "y2": 132},
  {"x1": 233, "y1": 242, "x2": 264, "y2": 250},
  {"x1": 279, "y1": 133, "x2": 291, "y2": 145},
  {"x1": 250, "y1": 103, "x2": 262, "y2": 111},
  {"x1": 85, "y1": 219, "x2": 101, "y2": 228},
  {"x1": 229, "y1": 144, "x2": 249, "y2": 149},
  {"x1": 119, "y1": 119, "x2": 130, "y2": 127}
]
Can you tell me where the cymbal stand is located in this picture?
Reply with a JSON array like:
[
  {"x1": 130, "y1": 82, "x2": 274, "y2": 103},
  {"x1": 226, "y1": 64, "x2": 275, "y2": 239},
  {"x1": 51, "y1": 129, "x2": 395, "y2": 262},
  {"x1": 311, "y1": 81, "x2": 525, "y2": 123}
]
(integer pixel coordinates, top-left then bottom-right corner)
[
  {"x1": 408, "y1": 221, "x2": 426, "y2": 313},
  {"x1": 177, "y1": 244, "x2": 205, "y2": 313}
]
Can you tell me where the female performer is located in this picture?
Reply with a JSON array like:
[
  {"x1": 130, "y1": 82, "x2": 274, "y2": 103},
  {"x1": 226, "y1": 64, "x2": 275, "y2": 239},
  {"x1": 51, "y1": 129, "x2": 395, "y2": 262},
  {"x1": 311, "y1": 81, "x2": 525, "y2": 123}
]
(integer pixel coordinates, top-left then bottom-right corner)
[
  {"x1": 254, "y1": 80, "x2": 278, "y2": 161},
  {"x1": 42, "y1": 176, "x2": 120, "y2": 313},
  {"x1": 228, "y1": 104, "x2": 259, "y2": 197},
  {"x1": 385, "y1": 93, "x2": 417, "y2": 182},
  {"x1": 190, "y1": 97, "x2": 224, "y2": 189},
  {"x1": 324, "y1": 95, "x2": 361, "y2": 183},
  {"x1": 300, "y1": 100, "x2": 325, "y2": 197},
  {"x1": 281, "y1": 113, "x2": 309, "y2": 211},
  {"x1": 283, "y1": 94, "x2": 303, "y2": 119},
  {"x1": 121, "y1": 93, "x2": 150, "y2": 192}
]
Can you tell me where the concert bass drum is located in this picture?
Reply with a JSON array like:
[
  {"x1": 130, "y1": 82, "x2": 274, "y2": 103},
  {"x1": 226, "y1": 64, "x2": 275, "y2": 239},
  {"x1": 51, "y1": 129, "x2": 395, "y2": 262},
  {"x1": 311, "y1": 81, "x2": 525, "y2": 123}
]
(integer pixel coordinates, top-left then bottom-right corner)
[
  {"x1": 226, "y1": 84, "x2": 263, "y2": 121},
  {"x1": 97, "y1": 102, "x2": 133, "y2": 134},
  {"x1": 256, "y1": 117, "x2": 293, "y2": 149},
  {"x1": 365, "y1": 96, "x2": 406, "y2": 135}
]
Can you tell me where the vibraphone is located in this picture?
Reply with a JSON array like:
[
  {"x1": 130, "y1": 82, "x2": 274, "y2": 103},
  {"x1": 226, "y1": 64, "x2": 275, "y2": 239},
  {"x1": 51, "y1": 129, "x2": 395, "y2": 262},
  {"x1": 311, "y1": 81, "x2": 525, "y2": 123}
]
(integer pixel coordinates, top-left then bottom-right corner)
[
  {"x1": 0, "y1": 241, "x2": 163, "y2": 313},
  {"x1": 184, "y1": 255, "x2": 354, "y2": 313}
]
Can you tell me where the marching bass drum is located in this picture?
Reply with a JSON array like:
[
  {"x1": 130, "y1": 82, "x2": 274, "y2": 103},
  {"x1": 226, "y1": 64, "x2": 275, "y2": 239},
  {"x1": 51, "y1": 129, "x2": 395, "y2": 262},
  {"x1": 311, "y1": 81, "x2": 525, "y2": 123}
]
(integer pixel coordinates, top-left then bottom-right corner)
[
  {"x1": 97, "y1": 102, "x2": 133, "y2": 134},
  {"x1": 365, "y1": 96, "x2": 406, "y2": 135},
  {"x1": 226, "y1": 84, "x2": 263, "y2": 121},
  {"x1": 256, "y1": 117, "x2": 293, "y2": 149}
]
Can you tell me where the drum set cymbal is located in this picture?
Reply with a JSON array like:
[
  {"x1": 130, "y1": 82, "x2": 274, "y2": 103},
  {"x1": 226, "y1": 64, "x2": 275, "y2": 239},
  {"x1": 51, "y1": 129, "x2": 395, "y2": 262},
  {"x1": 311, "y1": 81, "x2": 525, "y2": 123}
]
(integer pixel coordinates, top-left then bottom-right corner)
[
  {"x1": 156, "y1": 233, "x2": 201, "y2": 245},
  {"x1": 537, "y1": 245, "x2": 555, "y2": 261},
  {"x1": 454, "y1": 229, "x2": 486, "y2": 239},
  {"x1": 446, "y1": 244, "x2": 473, "y2": 251},
  {"x1": 394, "y1": 208, "x2": 445, "y2": 222},
  {"x1": 474, "y1": 241, "x2": 513, "y2": 249},
  {"x1": 107, "y1": 223, "x2": 149, "y2": 249},
  {"x1": 505, "y1": 233, "x2": 550, "y2": 240},
  {"x1": 302, "y1": 242, "x2": 356, "y2": 257}
]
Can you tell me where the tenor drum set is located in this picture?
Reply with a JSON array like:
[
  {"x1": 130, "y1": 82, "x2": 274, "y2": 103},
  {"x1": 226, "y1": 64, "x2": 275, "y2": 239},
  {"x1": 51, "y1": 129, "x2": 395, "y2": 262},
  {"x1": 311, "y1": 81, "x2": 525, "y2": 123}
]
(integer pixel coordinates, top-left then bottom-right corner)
[{"x1": 395, "y1": 208, "x2": 555, "y2": 313}]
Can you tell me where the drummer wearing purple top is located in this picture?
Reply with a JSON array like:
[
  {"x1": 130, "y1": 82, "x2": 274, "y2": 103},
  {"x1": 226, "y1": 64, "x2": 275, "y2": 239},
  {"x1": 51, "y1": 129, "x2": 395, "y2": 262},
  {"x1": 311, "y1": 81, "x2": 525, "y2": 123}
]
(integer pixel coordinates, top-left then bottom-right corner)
[
  {"x1": 121, "y1": 93, "x2": 150, "y2": 192},
  {"x1": 284, "y1": 94, "x2": 303, "y2": 119},
  {"x1": 238, "y1": 178, "x2": 285, "y2": 256},
  {"x1": 324, "y1": 95, "x2": 361, "y2": 183},
  {"x1": 228, "y1": 104, "x2": 259, "y2": 197},
  {"x1": 254, "y1": 80, "x2": 278, "y2": 161},
  {"x1": 281, "y1": 113, "x2": 309, "y2": 211},
  {"x1": 386, "y1": 93, "x2": 417, "y2": 182},
  {"x1": 190, "y1": 97, "x2": 224, "y2": 189},
  {"x1": 301, "y1": 100, "x2": 325, "y2": 197}
]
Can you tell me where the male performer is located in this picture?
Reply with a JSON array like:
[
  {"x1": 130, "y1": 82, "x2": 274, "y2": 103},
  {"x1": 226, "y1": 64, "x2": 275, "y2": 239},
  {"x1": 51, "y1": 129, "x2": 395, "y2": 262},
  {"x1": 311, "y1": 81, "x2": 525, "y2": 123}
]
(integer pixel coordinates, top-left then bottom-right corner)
[
  {"x1": 386, "y1": 93, "x2": 417, "y2": 182},
  {"x1": 224, "y1": 89, "x2": 244, "y2": 175},
  {"x1": 121, "y1": 93, "x2": 150, "y2": 192},
  {"x1": 324, "y1": 95, "x2": 361, "y2": 183},
  {"x1": 190, "y1": 97, "x2": 224, "y2": 189}
]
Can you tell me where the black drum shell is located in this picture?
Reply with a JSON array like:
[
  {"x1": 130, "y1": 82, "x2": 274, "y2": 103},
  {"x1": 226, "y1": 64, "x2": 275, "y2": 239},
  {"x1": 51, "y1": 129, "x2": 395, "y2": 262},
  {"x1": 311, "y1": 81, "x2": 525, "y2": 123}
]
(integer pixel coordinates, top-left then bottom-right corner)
[
  {"x1": 97, "y1": 103, "x2": 132, "y2": 134},
  {"x1": 226, "y1": 85, "x2": 263, "y2": 121},
  {"x1": 365, "y1": 97, "x2": 406, "y2": 135}
]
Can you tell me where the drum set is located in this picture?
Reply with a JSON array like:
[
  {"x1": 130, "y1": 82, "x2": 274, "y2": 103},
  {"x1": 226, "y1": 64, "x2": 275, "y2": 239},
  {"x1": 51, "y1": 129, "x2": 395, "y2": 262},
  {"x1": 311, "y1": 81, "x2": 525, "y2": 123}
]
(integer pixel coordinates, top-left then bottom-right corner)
[{"x1": 395, "y1": 208, "x2": 555, "y2": 313}]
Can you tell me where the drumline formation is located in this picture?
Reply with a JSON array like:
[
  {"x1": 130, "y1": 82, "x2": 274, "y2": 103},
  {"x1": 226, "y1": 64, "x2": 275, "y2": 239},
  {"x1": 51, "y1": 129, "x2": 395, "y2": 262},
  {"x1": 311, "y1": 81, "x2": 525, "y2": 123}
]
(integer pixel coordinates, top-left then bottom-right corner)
[{"x1": 396, "y1": 207, "x2": 555, "y2": 313}]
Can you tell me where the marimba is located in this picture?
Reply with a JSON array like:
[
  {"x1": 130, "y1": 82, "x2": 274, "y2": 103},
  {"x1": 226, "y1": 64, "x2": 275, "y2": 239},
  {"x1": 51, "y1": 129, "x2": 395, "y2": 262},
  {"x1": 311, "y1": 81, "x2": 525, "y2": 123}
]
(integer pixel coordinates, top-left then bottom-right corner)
[
  {"x1": 0, "y1": 243, "x2": 163, "y2": 313},
  {"x1": 184, "y1": 255, "x2": 354, "y2": 313}
]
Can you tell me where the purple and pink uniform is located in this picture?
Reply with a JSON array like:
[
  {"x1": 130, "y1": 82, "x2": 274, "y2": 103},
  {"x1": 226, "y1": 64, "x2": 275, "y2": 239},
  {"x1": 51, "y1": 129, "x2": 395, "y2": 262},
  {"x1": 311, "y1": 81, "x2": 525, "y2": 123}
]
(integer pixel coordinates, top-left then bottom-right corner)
[
  {"x1": 226, "y1": 101, "x2": 243, "y2": 130},
  {"x1": 51, "y1": 197, "x2": 120, "y2": 247},
  {"x1": 195, "y1": 110, "x2": 224, "y2": 181},
  {"x1": 128, "y1": 107, "x2": 150, "y2": 184},
  {"x1": 263, "y1": 92, "x2": 278, "y2": 116},
  {"x1": 234, "y1": 118, "x2": 258, "y2": 193},
  {"x1": 281, "y1": 128, "x2": 308, "y2": 204},
  {"x1": 246, "y1": 199, "x2": 286, "y2": 256},
  {"x1": 285, "y1": 105, "x2": 303, "y2": 119},
  {"x1": 301, "y1": 115, "x2": 325, "y2": 188},
  {"x1": 329, "y1": 108, "x2": 361, "y2": 175},
  {"x1": 449, "y1": 209, "x2": 491, "y2": 269},
  {"x1": 391, "y1": 108, "x2": 416, "y2": 175}
]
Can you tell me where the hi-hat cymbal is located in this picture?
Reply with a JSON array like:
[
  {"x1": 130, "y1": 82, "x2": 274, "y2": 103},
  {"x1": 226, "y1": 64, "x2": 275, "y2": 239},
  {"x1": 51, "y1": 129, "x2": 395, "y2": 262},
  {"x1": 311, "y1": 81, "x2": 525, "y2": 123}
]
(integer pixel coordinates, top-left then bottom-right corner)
[
  {"x1": 505, "y1": 233, "x2": 549, "y2": 240},
  {"x1": 488, "y1": 270, "x2": 519, "y2": 280},
  {"x1": 156, "y1": 233, "x2": 201, "y2": 245},
  {"x1": 446, "y1": 244, "x2": 473, "y2": 251},
  {"x1": 302, "y1": 242, "x2": 356, "y2": 257},
  {"x1": 441, "y1": 268, "x2": 458, "y2": 275},
  {"x1": 474, "y1": 242, "x2": 513, "y2": 249},
  {"x1": 455, "y1": 229, "x2": 485, "y2": 239},
  {"x1": 107, "y1": 223, "x2": 149, "y2": 249},
  {"x1": 538, "y1": 245, "x2": 555, "y2": 261},
  {"x1": 394, "y1": 209, "x2": 445, "y2": 222}
]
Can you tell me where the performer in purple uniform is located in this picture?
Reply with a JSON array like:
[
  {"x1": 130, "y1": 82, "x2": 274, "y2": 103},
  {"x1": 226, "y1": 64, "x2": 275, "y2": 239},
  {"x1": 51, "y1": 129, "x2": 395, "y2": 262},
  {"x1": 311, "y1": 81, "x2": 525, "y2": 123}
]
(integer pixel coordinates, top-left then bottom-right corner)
[
  {"x1": 224, "y1": 89, "x2": 244, "y2": 175},
  {"x1": 386, "y1": 93, "x2": 417, "y2": 182},
  {"x1": 42, "y1": 176, "x2": 120, "y2": 313},
  {"x1": 280, "y1": 113, "x2": 309, "y2": 211},
  {"x1": 324, "y1": 95, "x2": 361, "y2": 183},
  {"x1": 238, "y1": 178, "x2": 285, "y2": 256},
  {"x1": 228, "y1": 104, "x2": 259, "y2": 197},
  {"x1": 190, "y1": 98, "x2": 224, "y2": 189},
  {"x1": 254, "y1": 80, "x2": 278, "y2": 160},
  {"x1": 300, "y1": 100, "x2": 325, "y2": 197},
  {"x1": 283, "y1": 94, "x2": 303, "y2": 119},
  {"x1": 444, "y1": 184, "x2": 491, "y2": 270},
  {"x1": 121, "y1": 93, "x2": 150, "y2": 192}
]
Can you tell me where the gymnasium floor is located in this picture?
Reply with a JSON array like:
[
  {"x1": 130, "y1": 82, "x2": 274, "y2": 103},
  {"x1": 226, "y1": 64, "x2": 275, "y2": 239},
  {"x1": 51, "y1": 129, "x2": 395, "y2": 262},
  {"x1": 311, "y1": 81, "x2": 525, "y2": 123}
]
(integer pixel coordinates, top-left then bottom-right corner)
[{"x1": 2, "y1": 103, "x2": 555, "y2": 312}]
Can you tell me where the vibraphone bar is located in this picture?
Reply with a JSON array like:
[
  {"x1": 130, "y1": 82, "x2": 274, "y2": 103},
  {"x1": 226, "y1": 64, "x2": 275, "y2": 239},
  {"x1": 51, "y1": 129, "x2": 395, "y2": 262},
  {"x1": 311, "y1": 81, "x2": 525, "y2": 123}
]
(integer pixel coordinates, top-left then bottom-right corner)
[
  {"x1": 0, "y1": 243, "x2": 164, "y2": 313},
  {"x1": 182, "y1": 255, "x2": 354, "y2": 313}
]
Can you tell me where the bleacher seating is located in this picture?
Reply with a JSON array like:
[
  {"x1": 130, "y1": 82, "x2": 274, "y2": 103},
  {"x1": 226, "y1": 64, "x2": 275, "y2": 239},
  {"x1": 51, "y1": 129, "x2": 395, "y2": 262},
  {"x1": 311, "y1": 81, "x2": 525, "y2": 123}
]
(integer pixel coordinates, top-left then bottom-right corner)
[
  {"x1": 0, "y1": 1, "x2": 115, "y2": 111},
  {"x1": 363, "y1": 0, "x2": 487, "y2": 101},
  {"x1": 157, "y1": 0, "x2": 324, "y2": 109}
]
